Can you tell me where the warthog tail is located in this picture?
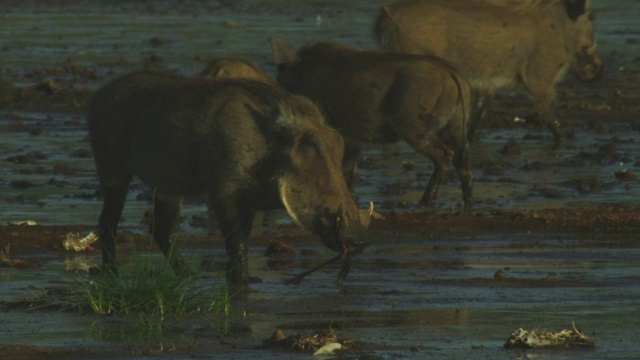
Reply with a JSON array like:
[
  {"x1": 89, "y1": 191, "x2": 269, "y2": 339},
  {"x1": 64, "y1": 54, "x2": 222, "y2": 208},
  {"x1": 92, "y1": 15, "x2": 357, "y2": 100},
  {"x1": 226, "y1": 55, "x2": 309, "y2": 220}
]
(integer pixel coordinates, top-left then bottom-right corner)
[{"x1": 448, "y1": 69, "x2": 468, "y2": 151}]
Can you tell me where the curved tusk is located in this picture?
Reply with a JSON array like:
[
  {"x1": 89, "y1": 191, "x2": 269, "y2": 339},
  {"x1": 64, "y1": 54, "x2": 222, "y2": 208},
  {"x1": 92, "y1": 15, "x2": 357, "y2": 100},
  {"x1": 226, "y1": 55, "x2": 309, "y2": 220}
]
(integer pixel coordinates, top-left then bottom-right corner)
[{"x1": 368, "y1": 201, "x2": 374, "y2": 217}]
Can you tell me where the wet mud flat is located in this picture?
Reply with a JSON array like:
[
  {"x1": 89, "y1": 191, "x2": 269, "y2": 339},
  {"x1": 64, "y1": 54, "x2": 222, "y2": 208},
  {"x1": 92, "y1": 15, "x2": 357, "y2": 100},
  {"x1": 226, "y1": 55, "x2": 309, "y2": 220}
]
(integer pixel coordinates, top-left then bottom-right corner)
[
  {"x1": 0, "y1": 206, "x2": 639, "y2": 359},
  {"x1": 1, "y1": 0, "x2": 640, "y2": 359}
]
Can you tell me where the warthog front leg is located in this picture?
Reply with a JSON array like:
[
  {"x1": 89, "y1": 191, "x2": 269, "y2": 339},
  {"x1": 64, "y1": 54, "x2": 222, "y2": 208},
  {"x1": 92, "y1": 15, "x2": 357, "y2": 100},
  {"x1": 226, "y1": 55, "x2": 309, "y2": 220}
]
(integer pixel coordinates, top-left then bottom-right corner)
[
  {"x1": 213, "y1": 199, "x2": 255, "y2": 284},
  {"x1": 545, "y1": 109, "x2": 564, "y2": 149},
  {"x1": 398, "y1": 126, "x2": 455, "y2": 207},
  {"x1": 525, "y1": 77, "x2": 565, "y2": 148},
  {"x1": 342, "y1": 141, "x2": 363, "y2": 190},
  {"x1": 535, "y1": 96, "x2": 564, "y2": 148},
  {"x1": 468, "y1": 91, "x2": 493, "y2": 144}
]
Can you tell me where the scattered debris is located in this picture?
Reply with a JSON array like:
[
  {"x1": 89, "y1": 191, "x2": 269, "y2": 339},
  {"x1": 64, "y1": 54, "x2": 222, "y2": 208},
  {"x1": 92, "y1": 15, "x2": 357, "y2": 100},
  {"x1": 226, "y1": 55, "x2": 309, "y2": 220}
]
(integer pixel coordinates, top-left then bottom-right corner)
[
  {"x1": 0, "y1": 244, "x2": 32, "y2": 268},
  {"x1": 7, "y1": 220, "x2": 38, "y2": 226},
  {"x1": 222, "y1": 20, "x2": 243, "y2": 29},
  {"x1": 504, "y1": 322, "x2": 595, "y2": 349},
  {"x1": 313, "y1": 342, "x2": 342, "y2": 356},
  {"x1": 263, "y1": 328, "x2": 341, "y2": 354},
  {"x1": 62, "y1": 232, "x2": 99, "y2": 252}
]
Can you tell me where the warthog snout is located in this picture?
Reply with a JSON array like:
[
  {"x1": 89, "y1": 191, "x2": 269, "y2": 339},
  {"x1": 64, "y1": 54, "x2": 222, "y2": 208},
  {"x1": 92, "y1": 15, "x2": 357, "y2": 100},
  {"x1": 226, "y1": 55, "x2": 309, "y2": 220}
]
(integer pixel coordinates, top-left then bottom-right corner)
[
  {"x1": 575, "y1": 46, "x2": 603, "y2": 82},
  {"x1": 316, "y1": 202, "x2": 373, "y2": 257},
  {"x1": 341, "y1": 202, "x2": 374, "y2": 255}
]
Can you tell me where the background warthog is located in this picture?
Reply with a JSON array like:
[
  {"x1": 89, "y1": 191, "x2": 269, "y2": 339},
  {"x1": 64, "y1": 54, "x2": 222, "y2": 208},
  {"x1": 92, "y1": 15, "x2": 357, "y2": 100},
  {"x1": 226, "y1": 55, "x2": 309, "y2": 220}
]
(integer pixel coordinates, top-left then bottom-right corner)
[
  {"x1": 376, "y1": 0, "x2": 603, "y2": 146},
  {"x1": 200, "y1": 58, "x2": 270, "y2": 82},
  {"x1": 88, "y1": 72, "x2": 369, "y2": 284},
  {"x1": 272, "y1": 39, "x2": 473, "y2": 207}
]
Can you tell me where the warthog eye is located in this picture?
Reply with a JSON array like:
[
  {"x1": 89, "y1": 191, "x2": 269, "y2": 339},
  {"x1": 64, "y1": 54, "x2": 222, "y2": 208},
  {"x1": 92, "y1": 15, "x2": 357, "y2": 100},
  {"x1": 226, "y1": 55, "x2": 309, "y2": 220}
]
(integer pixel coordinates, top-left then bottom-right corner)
[{"x1": 297, "y1": 133, "x2": 322, "y2": 160}]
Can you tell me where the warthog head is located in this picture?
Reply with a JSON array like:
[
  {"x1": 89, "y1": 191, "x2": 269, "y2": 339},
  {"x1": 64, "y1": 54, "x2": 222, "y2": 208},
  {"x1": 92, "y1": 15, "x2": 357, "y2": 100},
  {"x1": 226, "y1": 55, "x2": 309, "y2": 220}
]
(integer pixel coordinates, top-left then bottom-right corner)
[
  {"x1": 200, "y1": 58, "x2": 270, "y2": 82},
  {"x1": 568, "y1": 0, "x2": 603, "y2": 81},
  {"x1": 275, "y1": 96, "x2": 370, "y2": 256}
]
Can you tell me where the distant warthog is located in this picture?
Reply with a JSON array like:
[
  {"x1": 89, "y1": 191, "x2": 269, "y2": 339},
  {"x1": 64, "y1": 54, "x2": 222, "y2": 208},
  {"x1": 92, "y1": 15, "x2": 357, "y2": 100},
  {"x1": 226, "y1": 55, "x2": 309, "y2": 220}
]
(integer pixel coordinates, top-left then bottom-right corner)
[
  {"x1": 200, "y1": 58, "x2": 270, "y2": 82},
  {"x1": 376, "y1": 0, "x2": 603, "y2": 146},
  {"x1": 88, "y1": 72, "x2": 370, "y2": 284},
  {"x1": 272, "y1": 39, "x2": 473, "y2": 207}
]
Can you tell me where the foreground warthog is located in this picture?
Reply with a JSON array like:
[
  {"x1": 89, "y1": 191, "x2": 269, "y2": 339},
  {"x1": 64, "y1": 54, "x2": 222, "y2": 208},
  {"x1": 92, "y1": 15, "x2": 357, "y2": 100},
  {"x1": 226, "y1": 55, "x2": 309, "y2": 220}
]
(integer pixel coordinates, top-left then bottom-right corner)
[
  {"x1": 376, "y1": 0, "x2": 603, "y2": 145},
  {"x1": 88, "y1": 72, "x2": 369, "y2": 284},
  {"x1": 272, "y1": 39, "x2": 473, "y2": 207},
  {"x1": 200, "y1": 58, "x2": 270, "y2": 82}
]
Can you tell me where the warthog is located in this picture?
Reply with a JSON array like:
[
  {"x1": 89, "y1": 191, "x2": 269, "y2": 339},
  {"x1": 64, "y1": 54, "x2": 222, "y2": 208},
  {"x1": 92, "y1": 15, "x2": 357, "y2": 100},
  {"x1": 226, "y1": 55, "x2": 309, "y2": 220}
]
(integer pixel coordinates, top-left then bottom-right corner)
[
  {"x1": 271, "y1": 38, "x2": 473, "y2": 207},
  {"x1": 200, "y1": 58, "x2": 270, "y2": 82},
  {"x1": 376, "y1": 0, "x2": 603, "y2": 146},
  {"x1": 88, "y1": 71, "x2": 370, "y2": 284}
]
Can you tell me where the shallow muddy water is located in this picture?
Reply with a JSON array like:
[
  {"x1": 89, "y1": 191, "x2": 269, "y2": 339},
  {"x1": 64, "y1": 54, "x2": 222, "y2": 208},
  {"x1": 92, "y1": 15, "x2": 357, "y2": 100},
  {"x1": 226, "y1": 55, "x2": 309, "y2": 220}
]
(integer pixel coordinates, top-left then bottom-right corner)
[
  {"x1": 1, "y1": 0, "x2": 639, "y2": 359},
  {"x1": 1, "y1": 230, "x2": 639, "y2": 359}
]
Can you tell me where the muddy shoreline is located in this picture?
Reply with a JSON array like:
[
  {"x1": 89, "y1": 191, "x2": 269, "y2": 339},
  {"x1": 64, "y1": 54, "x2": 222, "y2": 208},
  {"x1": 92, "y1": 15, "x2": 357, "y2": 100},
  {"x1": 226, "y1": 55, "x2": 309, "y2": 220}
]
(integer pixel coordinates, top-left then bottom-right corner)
[{"x1": 3, "y1": 205, "x2": 640, "y2": 254}]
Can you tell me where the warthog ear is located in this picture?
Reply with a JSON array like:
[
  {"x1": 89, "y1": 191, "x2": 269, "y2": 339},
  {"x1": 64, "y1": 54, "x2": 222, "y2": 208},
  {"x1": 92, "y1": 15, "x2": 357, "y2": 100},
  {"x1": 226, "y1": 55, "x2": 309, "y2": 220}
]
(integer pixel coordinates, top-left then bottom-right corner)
[
  {"x1": 275, "y1": 96, "x2": 324, "y2": 129},
  {"x1": 564, "y1": 0, "x2": 587, "y2": 21},
  {"x1": 271, "y1": 38, "x2": 300, "y2": 65}
]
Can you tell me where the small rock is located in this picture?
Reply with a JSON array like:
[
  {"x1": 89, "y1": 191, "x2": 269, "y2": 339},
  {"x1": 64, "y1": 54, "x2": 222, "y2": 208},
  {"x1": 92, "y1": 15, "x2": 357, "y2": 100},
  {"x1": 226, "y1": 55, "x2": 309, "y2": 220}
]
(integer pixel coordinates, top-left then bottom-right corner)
[
  {"x1": 271, "y1": 328, "x2": 286, "y2": 342},
  {"x1": 265, "y1": 239, "x2": 295, "y2": 257},
  {"x1": 402, "y1": 161, "x2": 415, "y2": 171},
  {"x1": 615, "y1": 170, "x2": 637, "y2": 181},
  {"x1": 494, "y1": 269, "x2": 507, "y2": 280},
  {"x1": 148, "y1": 37, "x2": 166, "y2": 47},
  {"x1": 34, "y1": 79, "x2": 57, "y2": 95},
  {"x1": 53, "y1": 164, "x2": 75, "y2": 175},
  {"x1": 9, "y1": 180, "x2": 34, "y2": 189},
  {"x1": 500, "y1": 137, "x2": 521, "y2": 156}
]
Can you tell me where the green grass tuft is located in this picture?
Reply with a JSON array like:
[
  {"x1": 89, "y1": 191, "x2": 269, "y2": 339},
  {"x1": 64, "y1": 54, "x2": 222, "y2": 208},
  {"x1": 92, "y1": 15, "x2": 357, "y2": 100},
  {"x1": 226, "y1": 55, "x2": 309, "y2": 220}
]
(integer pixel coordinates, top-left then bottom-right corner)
[{"x1": 75, "y1": 257, "x2": 228, "y2": 318}]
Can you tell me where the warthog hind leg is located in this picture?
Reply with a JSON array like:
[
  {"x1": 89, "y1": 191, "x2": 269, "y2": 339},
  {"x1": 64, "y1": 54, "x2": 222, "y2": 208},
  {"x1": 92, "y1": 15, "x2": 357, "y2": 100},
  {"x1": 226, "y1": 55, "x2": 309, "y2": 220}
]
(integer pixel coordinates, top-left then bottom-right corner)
[
  {"x1": 98, "y1": 179, "x2": 131, "y2": 274},
  {"x1": 151, "y1": 191, "x2": 190, "y2": 275},
  {"x1": 401, "y1": 131, "x2": 454, "y2": 207}
]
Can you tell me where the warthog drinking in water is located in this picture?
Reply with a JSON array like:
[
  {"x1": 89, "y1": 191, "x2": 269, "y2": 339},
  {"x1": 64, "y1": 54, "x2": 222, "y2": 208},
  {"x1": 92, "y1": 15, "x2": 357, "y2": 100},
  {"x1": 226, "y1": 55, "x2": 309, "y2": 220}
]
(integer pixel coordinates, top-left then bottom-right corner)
[
  {"x1": 271, "y1": 39, "x2": 473, "y2": 207},
  {"x1": 376, "y1": 0, "x2": 603, "y2": 146},
  {"x1": 200, "y1": 58, "x2": 270, "y2": 82},
  {"x1": 88, "y1": 72, "x2": 370, "y2": 284}
]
